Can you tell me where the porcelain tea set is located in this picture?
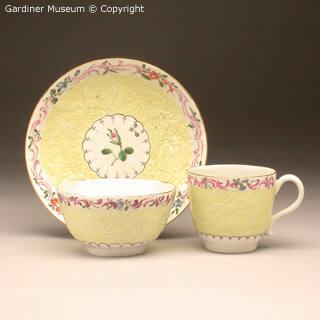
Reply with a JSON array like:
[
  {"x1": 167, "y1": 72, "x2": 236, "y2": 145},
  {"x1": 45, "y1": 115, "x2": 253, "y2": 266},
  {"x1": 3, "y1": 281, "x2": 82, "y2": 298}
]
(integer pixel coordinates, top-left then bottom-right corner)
[{"x1": 26, "y1": 58, "x2": 304, "y2": 256}]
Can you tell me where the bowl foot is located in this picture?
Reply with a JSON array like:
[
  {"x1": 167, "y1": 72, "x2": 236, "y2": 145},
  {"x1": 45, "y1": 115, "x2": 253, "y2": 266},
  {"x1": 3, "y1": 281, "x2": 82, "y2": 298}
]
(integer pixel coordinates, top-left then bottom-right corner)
[
  {"x1": 82, "y1": 241, "x2": 150, "y2": 257},
  {"x1": 199, "y1": 233, "x2": 264, "y2": 254}
]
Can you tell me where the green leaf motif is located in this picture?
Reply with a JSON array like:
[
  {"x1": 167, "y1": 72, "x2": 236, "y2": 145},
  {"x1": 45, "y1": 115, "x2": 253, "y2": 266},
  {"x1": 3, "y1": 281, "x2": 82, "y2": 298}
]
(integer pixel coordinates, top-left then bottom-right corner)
[
  {"x1": 124, "y1": 147, "x2": 134, "y2": 154},
  {"x1": 119, "y1": 150, "x2": 127, "y2": 161},
  {"x1": 101, "y1": 148, "x2": 112, "y2": 155},
  {"x1": 28, "y1": 137, "x2": 33, "y2": 149},
  {"x1": 141, "y1": 73, "x2": 151, "y2": 80},
  {"x1": 233, "y1": 178, "x2": 241, "y2": 185}
]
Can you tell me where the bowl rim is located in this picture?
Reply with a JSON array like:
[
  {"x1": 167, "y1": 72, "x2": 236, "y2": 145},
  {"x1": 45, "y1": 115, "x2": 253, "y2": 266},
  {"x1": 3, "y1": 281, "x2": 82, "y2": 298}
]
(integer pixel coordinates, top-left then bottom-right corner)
[
  {"x1": 188, "y1": 164, "x2": 277, "y2": 179},
  {"x1": 58, "y1": 178, "x2": 176, "y2": 200}
]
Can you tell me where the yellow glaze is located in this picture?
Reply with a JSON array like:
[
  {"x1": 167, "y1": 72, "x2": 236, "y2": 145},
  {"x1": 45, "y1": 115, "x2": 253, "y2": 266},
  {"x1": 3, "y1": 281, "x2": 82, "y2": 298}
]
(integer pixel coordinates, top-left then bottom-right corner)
[
  {"x1": 40, "y1": 74, "x2": 192, "y2": 187},
  {"x1": 189, "y1": 186, "x2": 276, "y2": 236},
  {"x1": 61, "y1": 203, "x2": 172, "y2": 243}
]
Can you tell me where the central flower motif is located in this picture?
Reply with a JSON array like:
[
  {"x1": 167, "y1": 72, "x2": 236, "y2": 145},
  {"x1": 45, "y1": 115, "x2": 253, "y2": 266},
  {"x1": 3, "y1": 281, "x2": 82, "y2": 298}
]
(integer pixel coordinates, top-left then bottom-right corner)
[
  {"x1": 101, "y1": 128, "x2": 135, "y2": 166},
  {"x1": 83, "y1": 114, "x2": 151, "y2": 178}
]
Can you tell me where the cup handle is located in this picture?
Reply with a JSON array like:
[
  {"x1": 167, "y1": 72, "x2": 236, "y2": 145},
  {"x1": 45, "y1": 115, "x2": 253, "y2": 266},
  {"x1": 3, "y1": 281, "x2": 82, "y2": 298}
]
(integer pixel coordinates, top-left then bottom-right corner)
[{"x1": 267, "y1": 174, "x2": 304, "y2": 235}]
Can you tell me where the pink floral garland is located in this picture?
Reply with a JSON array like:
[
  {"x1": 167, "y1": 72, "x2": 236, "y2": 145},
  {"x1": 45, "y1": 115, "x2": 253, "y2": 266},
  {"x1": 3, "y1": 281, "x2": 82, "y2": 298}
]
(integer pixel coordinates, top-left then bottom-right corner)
[
  {"x1": 188, "y1": 175, "x2": 276, "y2": 190},
  {"x1": 58, "y1": 192, "x2": 175, "y2": 210}
]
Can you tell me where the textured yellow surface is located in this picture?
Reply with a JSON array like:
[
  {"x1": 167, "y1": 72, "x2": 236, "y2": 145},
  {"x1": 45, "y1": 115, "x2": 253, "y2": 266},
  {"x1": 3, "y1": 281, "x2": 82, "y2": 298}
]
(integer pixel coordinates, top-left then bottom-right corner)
[
  {"x1": 40, "y1": 74, "x2": 192, "y2": 187},
  {"x1": 61, "y1": 203, "x2": 172, "y2": 243},
  {"x1": 189, "y1": 186, "x2": 276, "y2": 236}
]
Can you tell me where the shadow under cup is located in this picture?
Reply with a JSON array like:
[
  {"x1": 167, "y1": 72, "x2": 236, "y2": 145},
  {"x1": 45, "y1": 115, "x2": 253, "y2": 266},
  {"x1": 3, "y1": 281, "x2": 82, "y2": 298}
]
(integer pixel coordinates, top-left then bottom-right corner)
[{"x1": 188, "y1": 164, "x2": 304, "y2": 253}]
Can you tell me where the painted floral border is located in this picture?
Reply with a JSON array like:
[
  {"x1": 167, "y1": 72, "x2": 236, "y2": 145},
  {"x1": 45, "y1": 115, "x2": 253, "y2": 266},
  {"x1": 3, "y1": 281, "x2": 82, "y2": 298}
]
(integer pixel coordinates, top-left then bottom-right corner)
[
  {"x1": 188, "y1": 174, "x2": 276, "y2": 191},
  {"x1": 26, "y1": 59, "x2": 207, "y2": 222},
  {"x1": 58, "y1": 192, "x2": 175, "y2": 210}
]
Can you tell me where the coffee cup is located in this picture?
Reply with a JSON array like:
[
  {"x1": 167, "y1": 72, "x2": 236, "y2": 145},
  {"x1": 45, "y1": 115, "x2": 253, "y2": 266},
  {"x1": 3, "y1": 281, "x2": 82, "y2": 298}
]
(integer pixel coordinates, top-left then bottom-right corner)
[{"x1": 188, "y1": 165, "x2": 304, "y2": 253}]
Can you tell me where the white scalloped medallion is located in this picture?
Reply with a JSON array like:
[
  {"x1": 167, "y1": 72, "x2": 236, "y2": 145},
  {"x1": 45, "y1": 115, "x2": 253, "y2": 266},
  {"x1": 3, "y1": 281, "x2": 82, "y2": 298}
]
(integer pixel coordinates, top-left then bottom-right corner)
[{"x1": 83, "y1": 114, "x2": 150, "y2": 178}]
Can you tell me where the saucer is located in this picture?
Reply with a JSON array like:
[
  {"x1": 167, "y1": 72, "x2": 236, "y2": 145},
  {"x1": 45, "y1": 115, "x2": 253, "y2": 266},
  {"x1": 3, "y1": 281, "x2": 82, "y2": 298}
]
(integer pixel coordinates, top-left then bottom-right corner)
[{"x1": 25, "y1": 58, "x2": 207, "y2": 223}]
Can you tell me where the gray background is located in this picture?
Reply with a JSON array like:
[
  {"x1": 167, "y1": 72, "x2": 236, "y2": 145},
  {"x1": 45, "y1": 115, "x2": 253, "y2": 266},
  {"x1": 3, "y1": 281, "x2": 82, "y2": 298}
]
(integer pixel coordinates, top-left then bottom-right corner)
[{"x1": 0, "y1": 1, "x2": 319, "y2": 319}]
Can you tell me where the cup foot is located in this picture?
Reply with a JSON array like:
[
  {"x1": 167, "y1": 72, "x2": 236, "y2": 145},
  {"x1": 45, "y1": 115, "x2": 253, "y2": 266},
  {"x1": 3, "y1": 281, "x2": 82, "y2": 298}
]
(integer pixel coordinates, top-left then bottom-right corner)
[
  {"x1": 81, "y1": 241, "x2": 150, "y2": 257},
  {"x1": 199, "y1": 233, "x2": 264, "y2": 254}
]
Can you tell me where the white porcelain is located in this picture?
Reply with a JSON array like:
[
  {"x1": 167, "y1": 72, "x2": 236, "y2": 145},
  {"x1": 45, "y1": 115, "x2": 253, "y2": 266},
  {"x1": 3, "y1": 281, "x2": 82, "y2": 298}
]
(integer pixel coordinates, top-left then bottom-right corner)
[
  {"x1": 199, "y1": 234, "x2": 263, "y2": 254},
  {"x1": 82, "y1": 241, "x2": 150, "y2": 257}
]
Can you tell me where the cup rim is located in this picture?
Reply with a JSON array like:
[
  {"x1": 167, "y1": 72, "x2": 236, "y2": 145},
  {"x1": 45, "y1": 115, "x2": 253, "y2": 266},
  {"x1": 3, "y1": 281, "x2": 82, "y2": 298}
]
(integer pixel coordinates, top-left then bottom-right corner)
[
  {"x1": 58, "y1": 178, "x2": 176, "y2": 200},
  {"x1": 188, "y1": 164, "x2": 277, "y2": 179}
]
